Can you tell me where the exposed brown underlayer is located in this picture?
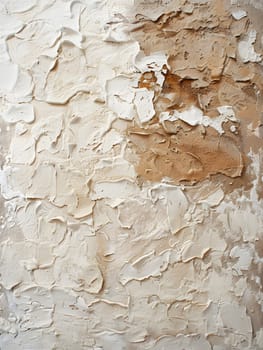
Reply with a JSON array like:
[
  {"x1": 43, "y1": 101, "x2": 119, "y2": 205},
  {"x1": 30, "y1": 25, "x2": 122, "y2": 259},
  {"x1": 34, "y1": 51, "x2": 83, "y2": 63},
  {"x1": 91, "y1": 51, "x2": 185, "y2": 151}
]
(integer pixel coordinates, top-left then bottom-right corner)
[
  {"x1": 125, "y1": 1, "x2": 262, "y2": 192},
  {"x1": 126, "y1": 120, "x2": 243, "y2": 183}
]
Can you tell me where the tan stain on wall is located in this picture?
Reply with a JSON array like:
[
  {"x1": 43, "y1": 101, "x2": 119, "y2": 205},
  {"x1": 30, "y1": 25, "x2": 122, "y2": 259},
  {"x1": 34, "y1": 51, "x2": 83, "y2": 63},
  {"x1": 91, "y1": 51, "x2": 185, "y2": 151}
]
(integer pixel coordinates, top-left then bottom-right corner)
[
  {"x1": 127, "y1": 121, "x2": 243, "y2": 183},
  {"x1": 124, "y1": 0, "x2": 262, "y2": 191}
]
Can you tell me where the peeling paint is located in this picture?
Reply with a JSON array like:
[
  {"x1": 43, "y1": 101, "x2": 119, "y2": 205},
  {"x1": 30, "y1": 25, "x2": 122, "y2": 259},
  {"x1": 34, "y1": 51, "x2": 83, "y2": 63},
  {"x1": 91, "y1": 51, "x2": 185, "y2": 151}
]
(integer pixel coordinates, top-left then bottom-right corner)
[{"x1": 0, "y1": 0, "x2": 262, "y2": 349}]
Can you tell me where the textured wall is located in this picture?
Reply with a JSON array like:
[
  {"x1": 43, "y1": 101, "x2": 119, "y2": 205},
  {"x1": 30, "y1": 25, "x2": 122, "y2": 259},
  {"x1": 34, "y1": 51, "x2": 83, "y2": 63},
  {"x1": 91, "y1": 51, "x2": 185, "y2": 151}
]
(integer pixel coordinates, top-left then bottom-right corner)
[{"x1": 0, "y1": 0, "x2": 262, "y2": 349}]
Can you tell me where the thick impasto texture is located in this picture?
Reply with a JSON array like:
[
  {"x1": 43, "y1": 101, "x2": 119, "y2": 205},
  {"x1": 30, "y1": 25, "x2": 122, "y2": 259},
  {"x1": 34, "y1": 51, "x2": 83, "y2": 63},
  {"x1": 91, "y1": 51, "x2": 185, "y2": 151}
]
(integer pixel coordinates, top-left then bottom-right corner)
[{"x1": 0, "y1": 0, "x2": 262, "y2": 349}]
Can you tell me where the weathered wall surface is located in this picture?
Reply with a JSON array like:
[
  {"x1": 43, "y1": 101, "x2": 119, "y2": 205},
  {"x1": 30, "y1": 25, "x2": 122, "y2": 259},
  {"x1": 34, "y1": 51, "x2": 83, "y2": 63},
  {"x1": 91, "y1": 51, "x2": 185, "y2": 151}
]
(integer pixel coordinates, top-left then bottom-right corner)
[{"x1": 0, "y1": 0, "x2": 262, "y2": 349}]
